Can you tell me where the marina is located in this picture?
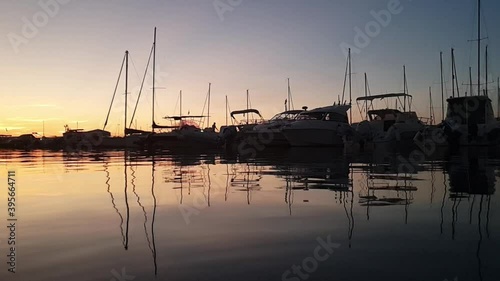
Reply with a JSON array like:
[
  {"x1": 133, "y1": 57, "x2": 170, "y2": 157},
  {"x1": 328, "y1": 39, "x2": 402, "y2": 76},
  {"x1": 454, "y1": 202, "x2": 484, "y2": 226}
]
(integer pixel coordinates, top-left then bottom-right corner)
[{"x1": 2, "y1": 0, "x2": 500, "y2": 280}]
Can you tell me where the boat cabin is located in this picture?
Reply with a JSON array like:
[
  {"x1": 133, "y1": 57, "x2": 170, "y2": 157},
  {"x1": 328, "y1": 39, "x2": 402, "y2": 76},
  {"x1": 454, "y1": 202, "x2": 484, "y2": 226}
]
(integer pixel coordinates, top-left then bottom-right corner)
[
  {"x1": 296, "y1": 105, "x2": 350, "y2": 123},
  {"x1": 446, "y1": 96, "x2": 495, "y2": 125}
]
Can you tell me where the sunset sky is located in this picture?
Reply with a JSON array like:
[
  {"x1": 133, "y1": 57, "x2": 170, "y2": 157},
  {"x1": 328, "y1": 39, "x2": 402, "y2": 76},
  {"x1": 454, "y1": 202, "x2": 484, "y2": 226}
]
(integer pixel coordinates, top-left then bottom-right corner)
[{"x1": 1, "y1": 0, "x2": 499, "y2": 136}]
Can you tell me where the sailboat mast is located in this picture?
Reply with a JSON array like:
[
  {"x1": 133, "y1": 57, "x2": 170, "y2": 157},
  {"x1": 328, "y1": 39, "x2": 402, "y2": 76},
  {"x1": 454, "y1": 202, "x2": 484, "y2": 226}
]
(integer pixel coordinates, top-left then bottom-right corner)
[
  {"x1": 485, "y1": 45, "x2": 488, "y2": 97},
  {"x1": 225, "y1": 95, "x2": 228, "y2": 126},
  {"x1": 348, "y1": 48, "x2": 352, "y2": 124},
  {"x1": 246, "y1": 89, "x2": 249, "y2": 124},
  {"x1": 364, "y1": 72, "x2": 368, "y2": 120},
  {"x1": 124, "y1": 50, "x2": 129, "y2": 136},
  {"x1": 152, "y1": 27, "x2": 156, "y2": 128},
  {"x1": 477, "y1": 0, "x2": 481, "y2": 97},
  {"x1": 451, "y1": 49, "x2": 455, "y2": 98},
  {"x1": 497, "y1": 77, "x2": 500, "y2": 118},
  {"x1": 469, "y1": 67, "x2": 473, "y2": 96},
  {"x1": 403, "y1": 65, "x2": 407, "y2": 111},
  {"x1": 180, "y1": 90, "x2": 182, "y2": 116},
  {"x1": 208, "y1": 83, "x2": 211, "y2": 127},
  {"x1": 287, "y1": 78, "x2": 292, "y2": 110},
  {"x1": 429, "y1": 87, "x2": 433, "y2": 125},
  {"x1": 440, "y1": 52, "x2": 444, "y2": 121}
]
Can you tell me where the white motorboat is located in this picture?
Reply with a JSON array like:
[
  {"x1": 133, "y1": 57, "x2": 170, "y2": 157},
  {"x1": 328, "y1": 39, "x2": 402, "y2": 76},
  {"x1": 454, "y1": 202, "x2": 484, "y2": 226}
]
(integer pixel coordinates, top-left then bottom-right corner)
[
  {"x1": 243, "y1": 109, "x2": 303, "y2": 146},
  {"x1": 354, "y1": 93, "x2": 425, "y2": 143},
  {"x1": 281, "y1": 104, "x2": 351, "y2": 147}
]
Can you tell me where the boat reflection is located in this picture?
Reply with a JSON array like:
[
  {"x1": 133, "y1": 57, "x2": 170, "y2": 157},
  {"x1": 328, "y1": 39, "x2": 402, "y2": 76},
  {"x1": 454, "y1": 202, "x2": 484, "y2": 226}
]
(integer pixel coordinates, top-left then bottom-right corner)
[
  {"x1": 440, "y1": 149, "x2": 495, "y2": 281},
  {"x1": 358, "y1": 152, "x2": 419, "y2": 224},
  {"x1": 104, "y1": 152, "x2": 158, "y2": 276}
]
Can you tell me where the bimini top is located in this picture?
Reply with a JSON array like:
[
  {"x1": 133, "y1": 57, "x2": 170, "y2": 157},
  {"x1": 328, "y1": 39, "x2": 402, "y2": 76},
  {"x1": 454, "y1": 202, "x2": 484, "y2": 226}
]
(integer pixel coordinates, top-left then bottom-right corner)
[
  {"x1": 230, "y1": 109, "x2": 262, "y2": 119},
  {"x1": 356, "y1": 93, "x2": 411, "y2": 102}
]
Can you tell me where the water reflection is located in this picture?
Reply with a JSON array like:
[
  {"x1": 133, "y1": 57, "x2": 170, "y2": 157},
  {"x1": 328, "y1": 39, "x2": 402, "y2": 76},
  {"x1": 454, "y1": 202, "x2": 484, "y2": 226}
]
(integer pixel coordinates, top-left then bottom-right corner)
[{"x1": 1, "y1": 147, "x2": 499, "y2": 281}]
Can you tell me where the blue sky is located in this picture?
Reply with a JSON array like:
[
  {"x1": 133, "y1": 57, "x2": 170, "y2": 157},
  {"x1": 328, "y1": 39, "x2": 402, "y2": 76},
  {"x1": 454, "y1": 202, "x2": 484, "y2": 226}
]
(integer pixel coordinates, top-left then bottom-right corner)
[{"x1": 0, "y1": 0, "x2": 499, "y2": 135}]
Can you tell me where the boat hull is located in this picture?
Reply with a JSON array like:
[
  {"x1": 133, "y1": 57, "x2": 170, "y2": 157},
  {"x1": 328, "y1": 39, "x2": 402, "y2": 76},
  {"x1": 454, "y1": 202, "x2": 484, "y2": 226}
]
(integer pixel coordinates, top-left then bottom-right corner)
[{"x1": 282, "y1": 128, "x2": 344, "y2": 147}]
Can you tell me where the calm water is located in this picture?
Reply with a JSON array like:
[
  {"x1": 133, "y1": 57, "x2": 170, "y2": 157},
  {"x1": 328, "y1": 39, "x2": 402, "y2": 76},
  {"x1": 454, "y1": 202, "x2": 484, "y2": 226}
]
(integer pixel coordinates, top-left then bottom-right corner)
[{"x1": 0, "y1": 147, "x2": 499, "y2": 281}]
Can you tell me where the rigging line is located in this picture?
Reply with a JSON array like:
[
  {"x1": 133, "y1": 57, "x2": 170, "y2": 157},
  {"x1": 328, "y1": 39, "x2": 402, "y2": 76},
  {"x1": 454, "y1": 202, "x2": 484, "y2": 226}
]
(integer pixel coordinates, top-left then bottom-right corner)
[
  {"x1": 341, "y1": 55, "x2": 348, "y2": 103},
  {"x1": 129, "y1": 44, "x2": 154, "y2": 128},
  {"x1": 129, "y1": 54, "x2": 142, "y2": 86},
  {"x1": 104, "y1": 53, "x2": 126, "y2": 130},
  {"x1": 172, "y1": 93, "x2": 180, "y2": 117},
  {"x1": 199, "y1": 88, "x2": 210, "y2": 127}
]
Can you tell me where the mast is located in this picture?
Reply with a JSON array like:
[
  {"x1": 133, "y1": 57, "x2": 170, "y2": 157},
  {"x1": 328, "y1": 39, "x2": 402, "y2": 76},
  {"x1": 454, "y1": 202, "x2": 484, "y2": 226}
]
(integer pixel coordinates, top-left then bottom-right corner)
[
  {"x1": 124, "y1": 50, "x2": 128, "y2": 136},
  {"x1": 440, "y1": 52, "x2": 445, "y2": 121},
  {"x1": 208, "y1": 83, "x2": 211, "y2": 127},
  {"x1": 225, "y1": 95, "x2": 228, "y2": 126},
  {"x1": 485, "y1": 45, "x2": 488, "y2": 97},
  {"x1": 497, "y1": 77, "x2": 500, "y2": 118},
  {"x1": 349, "y1": 48, "x2": 352, "y2": 124},
  {"x1": 403, "y1": 65, "x2": 407, "y2": 111},
  {"x1": 180, "y1": 90, "x2": 182, "y2": 116},
  {"x1": 152, "y1": 27, "x2": 156, "y2": 128},
  {"x1": 469, "y1": 67, "x2": 473, "y2": 96},
  {"x1": 287, "y1": 78, "x2": 293, "y2": 110},
  {"x1": 246, "y1": 89, "x2": 249, "y2": 124},
  {"x1": 451, "y1": 49, "x2": 455, "y2": 98},
  {"x1": 451, "y1": 48, "x2": 460, "y2": 97},
  {"x1": 429, "y1": 87, "x2": 434, "y2": 125},
  {"x1": 477, "y1": 0, "x2": 481, "y2": 98},
  {"x1": 364, "y1": 72, "x2": 368, "y2": 120}
]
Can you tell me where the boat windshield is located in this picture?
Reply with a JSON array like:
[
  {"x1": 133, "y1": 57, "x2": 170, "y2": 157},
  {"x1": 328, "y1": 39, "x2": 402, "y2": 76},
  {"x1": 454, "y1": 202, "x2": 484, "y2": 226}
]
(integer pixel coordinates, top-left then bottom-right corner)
[
  {"x1": 297, "y1": 112, "x2": 326, "y2": 120},
  {"x1": 270, "y1": 112, "x2": 300, "y2": 121},
  {"x1": 297, "y1": 111, "x2": 348, "y2": 123}
]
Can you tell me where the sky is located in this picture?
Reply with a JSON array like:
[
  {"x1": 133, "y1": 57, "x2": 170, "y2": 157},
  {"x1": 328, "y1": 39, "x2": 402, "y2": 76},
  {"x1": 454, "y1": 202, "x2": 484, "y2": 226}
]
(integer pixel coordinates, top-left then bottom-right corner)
[{"x1": 1, "y1": 0, "x2": 499, "y2": 136}]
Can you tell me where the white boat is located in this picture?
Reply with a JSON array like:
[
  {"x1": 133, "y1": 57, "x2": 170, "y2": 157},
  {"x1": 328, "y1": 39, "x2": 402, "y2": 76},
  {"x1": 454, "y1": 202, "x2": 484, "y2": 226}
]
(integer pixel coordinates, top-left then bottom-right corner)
[
  {"x1": 354, "y1": 93, "x2": 425, "y2": 143},
  {"x1": 243, "y1": 109, "x2": 303, "y2": 146},
  {"x1": 281, "y1": 104, "x2": 351, "y2": 147}
]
